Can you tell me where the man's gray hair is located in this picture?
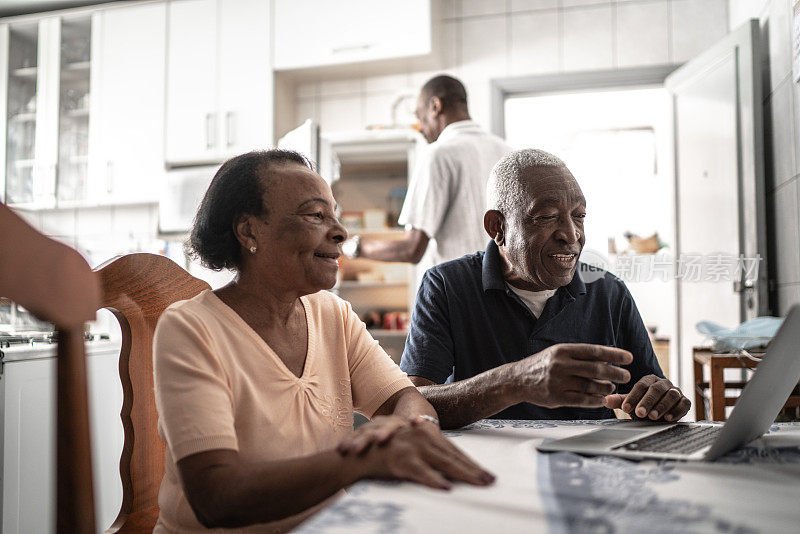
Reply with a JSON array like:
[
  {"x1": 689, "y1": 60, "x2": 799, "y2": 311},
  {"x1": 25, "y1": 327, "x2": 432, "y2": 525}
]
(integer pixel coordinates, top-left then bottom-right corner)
[{"x1": 486, "y1": 148, "x2": 568, "y2": 216}]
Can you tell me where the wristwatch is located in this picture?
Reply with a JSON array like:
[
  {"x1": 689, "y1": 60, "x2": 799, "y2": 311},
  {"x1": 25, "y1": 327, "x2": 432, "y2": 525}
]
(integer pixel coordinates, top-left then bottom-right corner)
[{"x1": 342, "y1": 235, "x2": 361, "y2": 259}]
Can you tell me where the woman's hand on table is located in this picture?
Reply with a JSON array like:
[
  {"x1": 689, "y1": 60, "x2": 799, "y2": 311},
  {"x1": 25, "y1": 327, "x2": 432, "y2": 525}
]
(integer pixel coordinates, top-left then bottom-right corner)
[
  {"x1": 339, "y1": 416, "x2": 495, "y2": 490},
  {"x1": 336, "y1": 415, "x2": 410, "y2": 455}
]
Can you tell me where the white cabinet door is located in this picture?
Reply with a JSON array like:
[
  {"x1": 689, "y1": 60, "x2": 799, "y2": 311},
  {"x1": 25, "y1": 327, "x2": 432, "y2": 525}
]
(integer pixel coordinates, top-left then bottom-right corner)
[
  {"x1": 1, "y1": 349, "x2": 123, "y2": 534},
  {"x1": 1, "y1": 358, "x2": 56, "y2": 534},
  {"x1": 218, "y1": 0, "x2": 272, "y2": 157},
  {"x1": 88, "y1": 3, "x2": 167, "y2": 204},
  {"x1": 165, "y1": 0, "x2": 218, "y2": 164},
  {"x1": 273, "y1": 0, "x2": 431, "y2": 70},
  {"x1": 87, "y1": 349, "x2": 124, "y2": 532}
]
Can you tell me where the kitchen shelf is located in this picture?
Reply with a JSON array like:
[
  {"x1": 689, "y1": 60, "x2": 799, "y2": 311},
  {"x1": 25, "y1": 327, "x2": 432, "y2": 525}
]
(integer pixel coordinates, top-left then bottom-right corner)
[
  {"x1": 65, "y1": 108, "x2": 90, "y2": 118},
  {"x1": 10, "y1": 113, "x2": 36, "y2": 122},
  {"x1": 368, "y1": 329, "x2": 408, "y2": 338},
  {"x1": 345, "y1": 227, "x2": 405, "y2": 237},
  {"x1": 11, "y1": 66, "x2": 37, "y2": 79},
  {"x1": 337, "y1": 280, "x2": 408, "y2": 289},
  {"x1": 60, "y1": 63, "x2": 91, "y2": 84},
  {"x1": 63, "y1": 61, "x2": 90, "y2": 71}
]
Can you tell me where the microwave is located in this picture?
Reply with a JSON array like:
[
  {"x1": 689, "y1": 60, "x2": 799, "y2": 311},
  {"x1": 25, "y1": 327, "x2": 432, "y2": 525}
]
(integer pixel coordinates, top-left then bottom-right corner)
[{"x1": 158, "y1": 164, "x2": 221, "y2": 233}]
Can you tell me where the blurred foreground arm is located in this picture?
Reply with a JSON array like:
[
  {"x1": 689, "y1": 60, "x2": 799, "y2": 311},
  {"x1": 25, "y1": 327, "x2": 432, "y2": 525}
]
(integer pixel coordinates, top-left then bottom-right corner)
[{"x1": 0, "y1": 203, "x2": 100, "y2": 328}]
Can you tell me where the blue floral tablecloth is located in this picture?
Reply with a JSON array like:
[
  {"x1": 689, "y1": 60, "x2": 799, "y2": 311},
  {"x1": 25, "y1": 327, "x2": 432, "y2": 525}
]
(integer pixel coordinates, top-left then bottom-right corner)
[{"x1": 296, "y1": 420, "x2": 800, "y2": 534}]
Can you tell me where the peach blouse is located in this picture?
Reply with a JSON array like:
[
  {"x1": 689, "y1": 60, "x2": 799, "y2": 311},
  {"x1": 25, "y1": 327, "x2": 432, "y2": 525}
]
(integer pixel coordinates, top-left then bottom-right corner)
[{"x1": 153, "y1": 289, "x2": 412, "y2": 533}]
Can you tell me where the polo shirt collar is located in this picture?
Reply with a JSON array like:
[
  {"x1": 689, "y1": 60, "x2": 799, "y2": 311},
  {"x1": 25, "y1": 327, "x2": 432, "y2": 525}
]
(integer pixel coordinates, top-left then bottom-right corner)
[
  {"x1": 482, "y1": 240, "x2": 506, "y2": 292},
  {"x1": 435, "y1": 119, "x2": 480, "y2": 144},
  {"x1": 482, "y1": 240, "x2": 587, "y2": 296},
  {"x1": 565, "y1": 265, "x2": 587, "y2": 297}
]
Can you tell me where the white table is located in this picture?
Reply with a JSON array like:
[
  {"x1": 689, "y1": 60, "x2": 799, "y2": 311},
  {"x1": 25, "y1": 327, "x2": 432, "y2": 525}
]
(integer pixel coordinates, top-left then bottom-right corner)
[{"x1": 297, "y1": 419, "x2": 800, "y2": 533}]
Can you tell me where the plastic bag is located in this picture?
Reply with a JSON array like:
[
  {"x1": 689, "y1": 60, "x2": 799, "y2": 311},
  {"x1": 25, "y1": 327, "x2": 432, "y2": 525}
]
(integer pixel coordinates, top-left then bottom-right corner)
[{"x1": 696, "y1": 316, "x2": 784, "y2": 353}]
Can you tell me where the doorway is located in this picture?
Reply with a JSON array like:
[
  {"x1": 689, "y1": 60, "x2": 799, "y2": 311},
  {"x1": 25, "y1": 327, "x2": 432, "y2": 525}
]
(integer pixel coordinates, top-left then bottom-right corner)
[{"x1": 500, "y1": 84, "x2": 675, "y2": 380}]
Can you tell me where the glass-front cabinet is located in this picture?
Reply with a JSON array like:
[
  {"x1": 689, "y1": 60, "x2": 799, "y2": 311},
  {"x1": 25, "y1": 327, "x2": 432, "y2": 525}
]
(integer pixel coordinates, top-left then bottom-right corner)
[
  {"x1": 3, "y1": 21, "x2": 39, "y2": 204},
  {"x1": 56, "y1": 16, "x2": 91, "y2": 203},
  {"x1": 2, "y1": 14, "x2": 91, "y2": 207}
]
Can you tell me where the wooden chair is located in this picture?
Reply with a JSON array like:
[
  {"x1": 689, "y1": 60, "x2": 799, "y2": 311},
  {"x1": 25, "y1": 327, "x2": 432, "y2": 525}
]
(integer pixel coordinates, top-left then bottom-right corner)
[
  {"x1": 94, "y1": 253, "x2": 210, "y2": 532},
  {"x1": 57, "y1": 326, "x2": 97, "y2": 533}
]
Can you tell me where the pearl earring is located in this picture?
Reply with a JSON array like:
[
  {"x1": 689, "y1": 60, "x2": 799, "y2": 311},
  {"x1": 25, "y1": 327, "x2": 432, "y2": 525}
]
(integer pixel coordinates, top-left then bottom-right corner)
[{"x1": 249, "y1": 245, "x2": 257, "y2": 254}]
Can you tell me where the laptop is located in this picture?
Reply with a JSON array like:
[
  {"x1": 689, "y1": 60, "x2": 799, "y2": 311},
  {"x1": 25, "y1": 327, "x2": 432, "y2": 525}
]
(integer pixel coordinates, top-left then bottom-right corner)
[{"x1": 537, "y1": 304, "x2": 800, "y2": 461}]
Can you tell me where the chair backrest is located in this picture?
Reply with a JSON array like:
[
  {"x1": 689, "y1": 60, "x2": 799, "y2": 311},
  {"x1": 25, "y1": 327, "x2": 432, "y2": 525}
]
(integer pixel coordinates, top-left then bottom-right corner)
[{"x1": 96, "y1": 253, "x2": 210, "y2": 533}]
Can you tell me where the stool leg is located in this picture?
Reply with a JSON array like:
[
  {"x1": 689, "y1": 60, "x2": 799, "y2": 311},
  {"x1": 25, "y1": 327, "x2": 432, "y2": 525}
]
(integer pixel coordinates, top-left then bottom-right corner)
[
  {"x1": 694, "y1": 359, "x2": 705, "y2": 420},
  {"x1": 710, "y1": 360, "x2": 726, "y2": 421}
]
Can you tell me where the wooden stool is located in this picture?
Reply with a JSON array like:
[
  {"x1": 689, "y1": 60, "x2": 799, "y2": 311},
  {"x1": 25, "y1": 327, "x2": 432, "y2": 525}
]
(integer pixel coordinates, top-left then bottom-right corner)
[{"x1": 693, "y1": 347, "x2": 800, "y2": 421}]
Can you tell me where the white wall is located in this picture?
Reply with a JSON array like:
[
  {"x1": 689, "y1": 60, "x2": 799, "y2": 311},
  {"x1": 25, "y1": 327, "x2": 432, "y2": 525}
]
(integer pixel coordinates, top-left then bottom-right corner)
[
  {"x1": 294, "y1": 0, "x2": 730, "y2": 135},
  {"x1": 14, "y1": 203, "x2": 162, "y2": 269}
]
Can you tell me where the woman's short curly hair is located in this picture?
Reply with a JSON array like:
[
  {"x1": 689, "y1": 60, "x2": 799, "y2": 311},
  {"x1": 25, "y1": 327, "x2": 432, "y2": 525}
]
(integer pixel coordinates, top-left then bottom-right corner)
[{"x1": 188, "y1": 149, "x2": 312, "y2": 271}]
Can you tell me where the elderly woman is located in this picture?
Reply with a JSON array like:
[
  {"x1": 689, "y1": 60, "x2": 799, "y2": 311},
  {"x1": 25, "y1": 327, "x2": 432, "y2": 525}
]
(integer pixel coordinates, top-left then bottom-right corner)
[{"x1": 152, "y1": 150, "x2": 493, "y2": 533}]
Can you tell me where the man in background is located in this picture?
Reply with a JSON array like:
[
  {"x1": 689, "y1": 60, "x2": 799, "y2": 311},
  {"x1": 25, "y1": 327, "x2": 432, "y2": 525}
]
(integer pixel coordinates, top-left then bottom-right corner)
[{"x1": 343, "y1": 75, "x2": 511, "y2": 271}]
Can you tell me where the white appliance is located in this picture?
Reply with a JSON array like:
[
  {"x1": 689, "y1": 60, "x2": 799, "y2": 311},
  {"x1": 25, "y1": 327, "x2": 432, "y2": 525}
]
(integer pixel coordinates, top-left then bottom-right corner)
[
  {"x1": 278, "y1": 119, "x2": 339, "y2": 184},
  {"x1": 158, "y1": 164, "x2": 222, "y2": 233}
]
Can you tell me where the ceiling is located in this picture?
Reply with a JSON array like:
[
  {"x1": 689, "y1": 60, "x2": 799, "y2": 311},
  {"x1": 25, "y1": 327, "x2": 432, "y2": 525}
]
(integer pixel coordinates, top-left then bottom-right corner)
[{"x1": 0, "y1": 0, "x2": 126, "y2": 18}]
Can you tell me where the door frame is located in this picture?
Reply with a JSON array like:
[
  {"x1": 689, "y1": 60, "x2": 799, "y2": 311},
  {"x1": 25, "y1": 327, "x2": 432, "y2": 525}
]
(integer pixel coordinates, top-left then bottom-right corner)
[
  {"x1": 489, "y1": 65, "x2": 681, "y2": 380},
  {"x1": 490, "y1": 65, "x2": 680, "y2": 138}
]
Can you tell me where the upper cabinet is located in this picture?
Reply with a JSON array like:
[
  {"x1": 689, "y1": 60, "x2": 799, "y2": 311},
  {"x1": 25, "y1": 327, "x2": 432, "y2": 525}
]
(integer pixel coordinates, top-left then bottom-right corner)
[
  {"x1": 165, "y1": 0, "x2": 272, "y2": 166},
  {"x1": 272, "y1": 0, "x2": 431, "y2": 70},
  {"x1": 1, "y1": 2, "x2": 166, "y2": 208},
  {"x1": 2, "y1": 14, "x2": 91, "y2": 208},
  {"x1": 87, "y1": 2, "x2": 167, "y2": 205}
]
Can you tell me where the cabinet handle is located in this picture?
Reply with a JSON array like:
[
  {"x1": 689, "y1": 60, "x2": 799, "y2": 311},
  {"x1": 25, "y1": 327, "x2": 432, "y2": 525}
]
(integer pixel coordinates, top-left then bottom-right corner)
[
  {"x1": 331, "y1": 43, "x2": 375, "y2": 54},
  {"x1": 226, "y1": 111, "x2": 235, "y2": 148},
  {"x1": 48, "y1": 164, "x2": 57, "y2": 196},
  {"x1": 106, "y1": 161, "x2": 113, "y2": 194},
  {"x1": 205, "y1": 113, "x2": 216, "y2": 150},
  {"x1": 733, "y1": 279, "x2": 756, "y2": 293}
]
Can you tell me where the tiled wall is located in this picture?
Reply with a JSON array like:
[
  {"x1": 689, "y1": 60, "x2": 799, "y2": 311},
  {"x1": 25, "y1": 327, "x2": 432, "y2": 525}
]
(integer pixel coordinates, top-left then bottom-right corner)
[
  {"x1": 731, "y1": 0, "x2": 800, "y2": 315},
  {"x1": 294, "y1": 0, "x2": 800, "y2": 317},
  {"x1": 15, "y1": 203, "x2": 162, "y2": 269},
  {"x1": 294, "y1": 0, "x2": 730, "y2": 135}
]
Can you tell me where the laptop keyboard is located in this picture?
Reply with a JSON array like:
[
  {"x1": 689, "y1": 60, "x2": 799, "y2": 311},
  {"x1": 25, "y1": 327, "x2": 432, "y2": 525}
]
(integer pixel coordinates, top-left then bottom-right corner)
[{"x1": 613, "y1": 425, "x2": 721, "y2": 455}]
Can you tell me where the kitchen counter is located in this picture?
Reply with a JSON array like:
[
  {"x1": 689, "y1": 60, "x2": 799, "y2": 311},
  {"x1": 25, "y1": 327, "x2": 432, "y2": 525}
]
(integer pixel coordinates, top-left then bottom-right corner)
[{"x1": 0, "y1": 338, "x2": 121, "y2": 363}]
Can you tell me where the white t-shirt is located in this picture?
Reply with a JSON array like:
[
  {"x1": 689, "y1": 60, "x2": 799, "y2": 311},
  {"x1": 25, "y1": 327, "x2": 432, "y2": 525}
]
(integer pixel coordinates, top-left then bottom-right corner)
[
  {"x1": 399, "y1": 120, "x2": 511, "y2": 272},
  {"x1": 506, "y1": 284, "x2": 557, "y2": 318}
]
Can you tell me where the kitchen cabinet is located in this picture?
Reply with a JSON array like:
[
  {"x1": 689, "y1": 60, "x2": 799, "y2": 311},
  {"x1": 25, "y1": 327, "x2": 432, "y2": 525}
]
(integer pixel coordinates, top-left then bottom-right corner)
[
  {"x1": 86, "y1": 2, "x2": 167, "y2": 205},
  {"x1": 1, "y1": 14, "x2": 92, "y2": 208},
  {"x1": 165, "y1": 0, "x2": 272, "y2": 166},
  {"x1": 273, "y1": 0, "x2": 431, "y2": 70},
  {"x1": 273, "y1": 0, "x2": 430, "y2": 71},
  {"x1": 0, "y1": 342, "x2": 123, "y2": 533}
]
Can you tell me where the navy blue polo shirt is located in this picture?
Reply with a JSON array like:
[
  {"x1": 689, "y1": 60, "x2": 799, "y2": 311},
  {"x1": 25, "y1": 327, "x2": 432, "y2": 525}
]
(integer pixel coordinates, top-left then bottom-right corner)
[{"x1": 400, "y1": 241, "x2": 663, "y2": 420}]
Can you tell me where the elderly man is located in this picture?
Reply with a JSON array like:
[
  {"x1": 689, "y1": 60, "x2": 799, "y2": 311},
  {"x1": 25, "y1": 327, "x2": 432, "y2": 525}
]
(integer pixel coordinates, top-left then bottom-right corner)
[
  {"x1": 344, "y1": 75, "x2": 510, "y2": 270},
  {"x1": 399, "y1": 149, "x2": 690, "y2": 429}
]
